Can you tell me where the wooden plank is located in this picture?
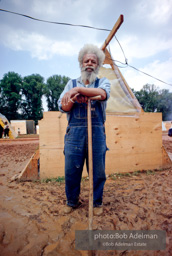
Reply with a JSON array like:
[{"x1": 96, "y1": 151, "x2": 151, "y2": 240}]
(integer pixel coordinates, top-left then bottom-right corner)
[
  {"x1": 101, "y1": 15, "x2": 124, "y2": 51},
  {"x1": 106, "y1": 152, "x2": 163, "y2": 173},
  {"x1": 10, "y1": 120, "x2": 27, "y2": 134},
  {"x1": 40, "y1": 148, "x2": 87, "y2": 179},
  {"x1": 162, "y1": 146, "x2": 172, "y2": 165},
  {"x1": 40, "y1": 149, "x2": 65, "y2": 178},
  {"x1": 87, "y1": 99, "x2": 93, "y2": 232},
  {"x1": 39, "y1": 111, "x2": 170, "y2": 179},
  {"x1": 11, "y1": 149, "x2": 40, "y2": 181},
  {"x1": 105, "y1": 112, "x2": 164, "y2": 173},
  {"x1": 103, "y1": 48, "x2": 115, "y2": 68}
]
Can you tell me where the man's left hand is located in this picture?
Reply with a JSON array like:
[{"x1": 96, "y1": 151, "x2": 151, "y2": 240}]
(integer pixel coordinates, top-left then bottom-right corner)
[{"x1": 75, "y1": 95, "x2": 88, "y2": 104}]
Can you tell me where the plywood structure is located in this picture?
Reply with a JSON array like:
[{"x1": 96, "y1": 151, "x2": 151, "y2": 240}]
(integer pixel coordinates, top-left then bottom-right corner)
[
  {"x1": 11, "y1": 120, "x2": 27, "y2": 134},
  {"x1": 39, "y1": 111, "x2": 167, "y2": 179},
  {"x1": 11, "y1": 120, "x2": 35, "y2": 134},
  {"x1": 39, "y1": 112, "x2": 67, "y2": 178},
  {"x1": 105, "y1": 112, "x2": 163, "y2": 173}
]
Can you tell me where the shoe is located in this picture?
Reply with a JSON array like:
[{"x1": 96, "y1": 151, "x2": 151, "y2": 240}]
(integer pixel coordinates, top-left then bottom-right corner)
[
  {"x1": 63, "y1": 205, "x2": 73, "y2": 214},
  {"x1": 63, "y1": 201, "x2": 82, "y2": 214},
  {"x1": 93, "y1": 206, "x2": 103, "y2": 216}
]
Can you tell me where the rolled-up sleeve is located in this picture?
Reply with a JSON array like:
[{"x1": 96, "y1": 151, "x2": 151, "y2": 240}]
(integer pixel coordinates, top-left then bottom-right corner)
[
  {"x1": 98, "y1": 77, "x2": 111, "y2": 101},
  {"x1": 58, "y1": 80, "x2": 73, "y2": 113}
]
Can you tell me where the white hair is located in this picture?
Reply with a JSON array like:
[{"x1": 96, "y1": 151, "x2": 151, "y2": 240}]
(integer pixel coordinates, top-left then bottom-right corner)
[{"x1": 78, "y1": 44, "x2": 105, "y2": 67}]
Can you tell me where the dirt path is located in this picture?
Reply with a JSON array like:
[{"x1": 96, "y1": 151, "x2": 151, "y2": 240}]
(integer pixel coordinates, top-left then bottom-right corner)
[{"x1": 0, "y1": 135, "x2": 172, "y2": 256}]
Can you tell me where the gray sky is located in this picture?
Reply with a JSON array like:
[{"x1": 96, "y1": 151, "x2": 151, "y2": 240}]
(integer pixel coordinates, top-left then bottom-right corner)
[{"x1": 1, "y1": 0, "x2": 172, "y2": 110}]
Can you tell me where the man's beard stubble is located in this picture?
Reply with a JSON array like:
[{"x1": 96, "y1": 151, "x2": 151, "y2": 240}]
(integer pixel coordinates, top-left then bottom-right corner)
[{"x1": 81, "y1": 66, "x2": 99, "y2": 85}]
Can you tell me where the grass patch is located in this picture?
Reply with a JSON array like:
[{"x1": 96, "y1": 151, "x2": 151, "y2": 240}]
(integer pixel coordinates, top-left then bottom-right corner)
[
  {"x1": 41, "y1": 176, "x2": 65, "y2": 184},
  {"x1": 17, "y1": 134, "x2": 39, "y2": 139},
  {"x1": 146, "y1": 170, "x2": 155, "y2": 175},
  {"x1": 109, "y1": 172, "x2": 133, "y2": 180},
  {"x1": 108, "y1": 167, "x2": 166, "y2": 180},
  {"x1": 132, "y1": 171, "x2": 140, "y2": 176}
]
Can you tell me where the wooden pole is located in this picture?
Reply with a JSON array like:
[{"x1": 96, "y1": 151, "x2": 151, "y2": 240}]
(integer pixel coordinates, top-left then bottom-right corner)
[
  {"x1": 101, "y1": 14, "x2": 124, "y2": 51},
  {"x1": 87, "y1": 98, "x2": 94, "y2": 256},
  {"x1": 87, "y1": 96, "x2": 101, "y2": 256},
  {"x1": 87, "y1": 98, "x2": 93, "y2": 231},
  {"x1": 87, "y1": 95, "x2": 101, "y2": 231}
]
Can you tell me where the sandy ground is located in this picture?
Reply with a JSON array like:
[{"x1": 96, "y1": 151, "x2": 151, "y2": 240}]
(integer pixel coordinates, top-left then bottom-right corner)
[{"x1": 0, "y1": 134, "x2": 172, "y2": 256}]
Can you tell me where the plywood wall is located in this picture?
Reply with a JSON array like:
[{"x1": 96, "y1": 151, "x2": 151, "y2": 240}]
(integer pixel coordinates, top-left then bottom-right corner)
[
  {"x1": 11, "y1": 120, "x2": 27, "y2": 134},
  {"x1": 39, "y1": 111, "x2": 164, "y2": 179}
]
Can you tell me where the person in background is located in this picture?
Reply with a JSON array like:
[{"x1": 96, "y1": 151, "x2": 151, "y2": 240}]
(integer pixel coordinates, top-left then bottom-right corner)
[
  {"x1": 0, "y1": 125, "x2": 3, "y2": 138},
  {"x1": 4, "y1": 121, "x2": 10, "y2": 138}
]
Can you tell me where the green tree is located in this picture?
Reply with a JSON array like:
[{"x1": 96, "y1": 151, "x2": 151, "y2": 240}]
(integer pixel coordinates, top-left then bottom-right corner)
[
  {"x1": 44, "y1": 75, "x2": 70, "y2": 111},
  {"x1": 21, "y1": 74, "x2": 45, "y2": 124},
  {"x1": 133, "y1": 84, "x2": 172, "y2": 121},
  {"x1": 133, "y1": 84, "x2": 159, "y2": 112},
  {"x1": 157, "y1": 89, "x2": 172, "y2": 120},
  {"x1": 0, "y1": 72, "x2": 22, "y2": 120}
]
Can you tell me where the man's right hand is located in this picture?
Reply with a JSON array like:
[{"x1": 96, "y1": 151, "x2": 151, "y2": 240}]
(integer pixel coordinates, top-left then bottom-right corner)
[{"x1": 61, "y1": 88, "x2": 79, "y2": 106}]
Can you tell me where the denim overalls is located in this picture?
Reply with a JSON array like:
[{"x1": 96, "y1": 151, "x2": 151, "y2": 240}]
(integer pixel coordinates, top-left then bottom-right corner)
[{"x1": 64, "y1": 79, "x2": 107, "y2": 207}]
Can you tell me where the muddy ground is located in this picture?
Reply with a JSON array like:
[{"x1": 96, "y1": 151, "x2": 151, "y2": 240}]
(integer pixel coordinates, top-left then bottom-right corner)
[{"x1": 0, "y1": 134, "x2": 171, "y2": 256}]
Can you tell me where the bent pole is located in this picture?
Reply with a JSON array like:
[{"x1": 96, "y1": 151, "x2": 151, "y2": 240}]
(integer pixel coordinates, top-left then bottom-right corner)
[{"x1": 101, "y1": 14, "x2": 124, "y2": 51}]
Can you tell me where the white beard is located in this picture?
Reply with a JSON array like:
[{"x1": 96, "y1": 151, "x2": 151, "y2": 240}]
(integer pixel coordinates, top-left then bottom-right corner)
[{"x1": 81, "y1": 66, "x2": 99, "y2": 85}]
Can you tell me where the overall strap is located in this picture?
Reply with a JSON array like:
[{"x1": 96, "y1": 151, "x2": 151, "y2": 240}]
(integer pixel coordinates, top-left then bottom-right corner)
[
  {"x1": 72, "y1": 79, "x2": 77, "y2": 88},
  {"x1": 94, "y1": 78, "x2": 100, "y2": 88}
]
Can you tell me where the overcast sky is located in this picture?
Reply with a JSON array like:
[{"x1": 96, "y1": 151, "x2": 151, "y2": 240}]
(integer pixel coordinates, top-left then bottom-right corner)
[{"x1": 0, "y1": 0, "x2": 172, "y2": 110}]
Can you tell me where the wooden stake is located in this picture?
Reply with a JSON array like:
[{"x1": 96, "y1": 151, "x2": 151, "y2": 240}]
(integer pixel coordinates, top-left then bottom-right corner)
[
  {"x1": 87, "y1": 98, "x2": 93, "y2": 231},
  {"x1": 87, "y1": 96, "x2": 101, "y2": 256},
  {"x1": 87, "y1": 98, "x2": 93, "y2": 256},
  {"x1": 87, "y1": 96, "x2": 102, "y2": 231}
]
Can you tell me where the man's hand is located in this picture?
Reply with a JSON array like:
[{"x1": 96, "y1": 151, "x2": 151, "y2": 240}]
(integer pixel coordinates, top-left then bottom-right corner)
[
  {"x1": 61, "y1": 88, "x2": 78, "y2": 106},
  {"x1": 75, "y1": 95, "x2": 88, "y2": 104}
]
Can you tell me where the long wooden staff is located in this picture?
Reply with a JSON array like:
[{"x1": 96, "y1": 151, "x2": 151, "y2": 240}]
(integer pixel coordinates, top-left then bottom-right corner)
[{"x1": 87, "y1": 95, "x2": 101, "y2": 256}]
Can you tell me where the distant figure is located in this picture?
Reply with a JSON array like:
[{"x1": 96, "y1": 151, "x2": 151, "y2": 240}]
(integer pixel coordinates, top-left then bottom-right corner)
[
  {"x1": 168, "y1": 128, "x2": 172, "y2": 137},
  {"x1": 0, "y1": 125, "x2": 3, "y2": 138},
  {"x1": 4, "y1": 121, "x2": 10, "y2": 138},
  {"x1": 168, "y1": 121, "x2": 172, "y2": 137}
]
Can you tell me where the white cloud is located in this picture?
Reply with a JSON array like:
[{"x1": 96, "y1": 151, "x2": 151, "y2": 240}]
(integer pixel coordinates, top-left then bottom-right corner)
[
  {"x1": 31, "y1": 0, "x2": 100, "y2": 26},
  {"x1": 149, "y1": 0, "x2": 172, "y2": 25},
  {"x1": 110, "y1": 34, "x2": 172, "y2": 64},
  {"x1": 122, "y1": 58, "x2": 172, "y2": 91},
  {"x1": 1, "y1": 25, "x2": 82, "y2": 59},
  {"x1": 135, "y1": 0, "x2": 172, "y2": 25}
]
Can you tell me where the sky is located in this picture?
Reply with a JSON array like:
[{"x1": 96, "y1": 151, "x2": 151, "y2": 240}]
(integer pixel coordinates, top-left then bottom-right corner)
[{"x1": 0, "y1": 0, "x2": 172, "y2": 111}]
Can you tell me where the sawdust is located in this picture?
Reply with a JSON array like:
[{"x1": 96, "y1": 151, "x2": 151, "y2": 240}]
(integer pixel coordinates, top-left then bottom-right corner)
[{"x1": 0, "y1": 135, "x2": 171, "y2": 256}]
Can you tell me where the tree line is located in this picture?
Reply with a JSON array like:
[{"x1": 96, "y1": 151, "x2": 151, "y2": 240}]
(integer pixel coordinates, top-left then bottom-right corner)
[
  {"x1": 132, "y1": 84, "x2": 172, "y2": 121},
  {"x1": 0, "y1": 72, "x2": 172, "y2": 124},
  {"x1": 0, "y1": 72, "x2": 70, "y2": 124}
]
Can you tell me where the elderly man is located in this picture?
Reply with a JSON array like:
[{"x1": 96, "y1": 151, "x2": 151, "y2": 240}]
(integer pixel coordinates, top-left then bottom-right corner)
[{"x1": 58, "y1": 44, "x2": 110, "y2": 215}]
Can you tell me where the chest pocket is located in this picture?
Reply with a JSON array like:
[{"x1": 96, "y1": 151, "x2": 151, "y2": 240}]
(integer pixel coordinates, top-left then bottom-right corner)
[
  {"x1": 74, "y1": 103, "x2": 87, "y2": 119},
  {"x1": 90, "y1": 101, "x2": 98, "y2": 118},
  {"x1": 73, "y1": 102, "x2": 99, "y2": 119}
]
